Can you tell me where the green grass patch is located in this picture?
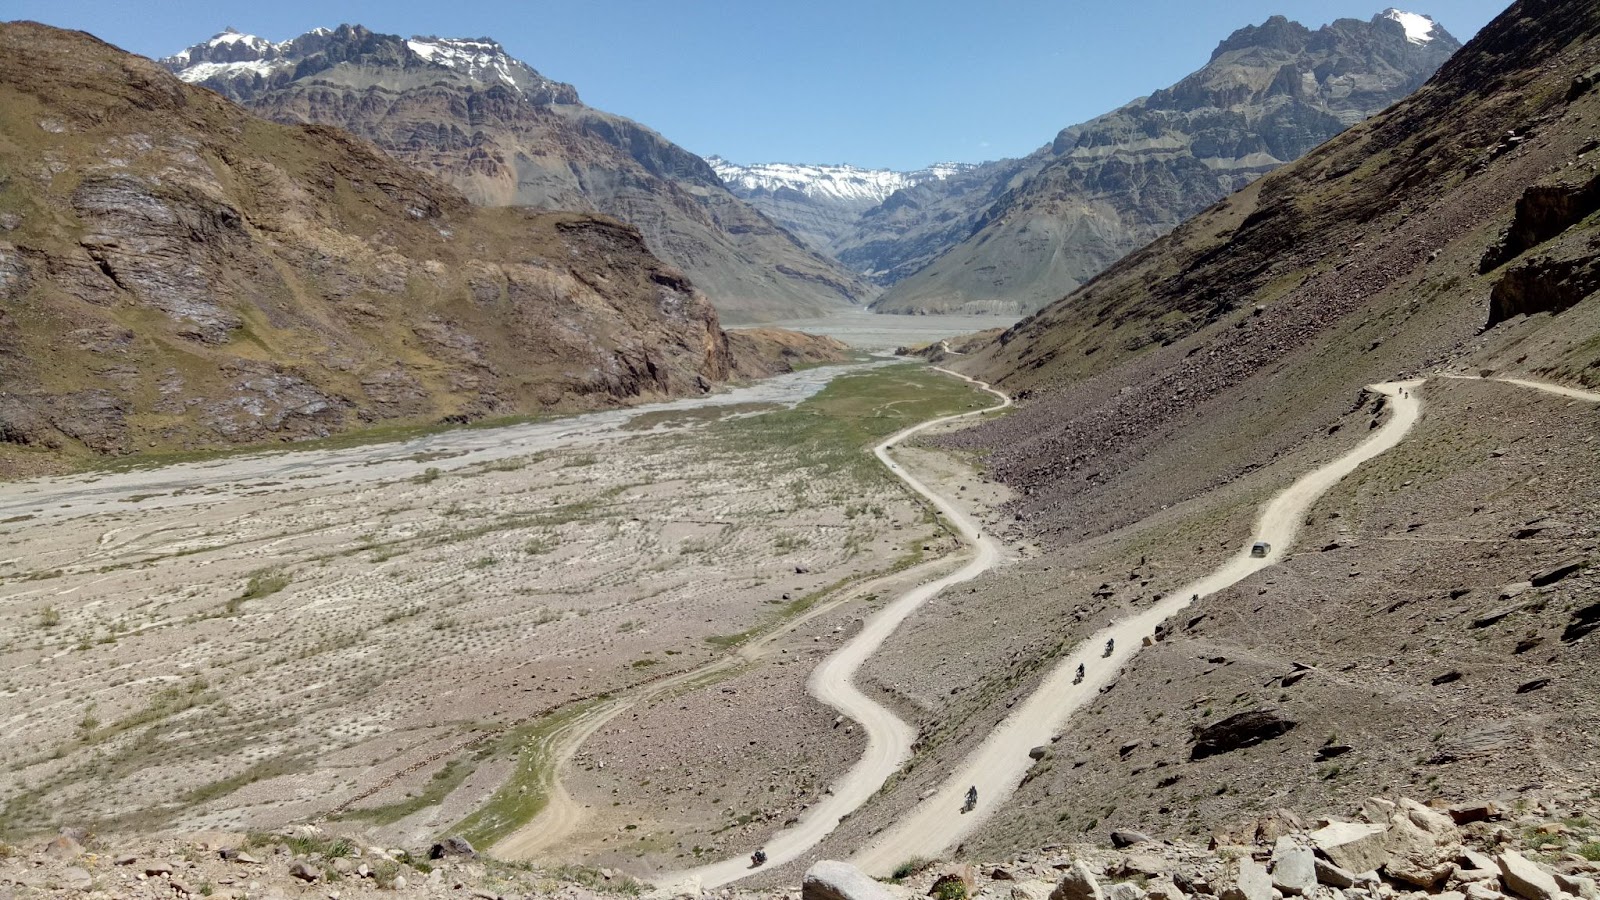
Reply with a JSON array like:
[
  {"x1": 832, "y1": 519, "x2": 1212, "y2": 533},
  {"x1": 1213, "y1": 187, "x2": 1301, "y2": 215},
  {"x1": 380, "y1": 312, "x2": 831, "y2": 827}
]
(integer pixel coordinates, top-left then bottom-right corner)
[
  {"x1": 185, "y1": 752, "x2": 311, "y2": 806},
  {"x1": 226, "y1": 569, "x2": 291, "y2": 615},
  {"x1": 449, "y1": 701, "x2": 598, "y2": 849},
  {"x1": 338, "y1": 759, "x2": 473, "y2": 827}
]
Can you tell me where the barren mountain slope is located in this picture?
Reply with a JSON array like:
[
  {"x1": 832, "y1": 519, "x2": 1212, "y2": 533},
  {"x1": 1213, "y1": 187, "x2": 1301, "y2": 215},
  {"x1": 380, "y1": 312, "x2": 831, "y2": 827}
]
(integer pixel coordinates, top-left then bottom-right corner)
[
  {"x1": 870, "y1": 10, "x2": 1460, "y2": 315},
  {"x1": 162, "y1": 27, "x2": 875, "y2": 323},
  {"x1": 948, "y1": 0, "x2": 1600, "y2": 539},
  {"x1": 0, "y1": 22, "x2": 836, "y2": 479},
  {"x1": 803, "y1": 0, "x2": 1600, "y2": 861}
]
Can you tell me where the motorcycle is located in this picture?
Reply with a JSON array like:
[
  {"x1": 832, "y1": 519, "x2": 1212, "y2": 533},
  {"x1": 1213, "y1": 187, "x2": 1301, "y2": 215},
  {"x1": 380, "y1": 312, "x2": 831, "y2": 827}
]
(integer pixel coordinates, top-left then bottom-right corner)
[
  {"x1": 1073, "y1": 663, "x2": 1085, "y2": 684},
  {"x1": 962, "y1": 785, "x2": 978, "y2": 814},
  {"x1": 751, "y1": 850, "x2": 768, "y2": 868},
  {"x1": 1103, "y1": 637, "x2": 1115, "y2": 657}
]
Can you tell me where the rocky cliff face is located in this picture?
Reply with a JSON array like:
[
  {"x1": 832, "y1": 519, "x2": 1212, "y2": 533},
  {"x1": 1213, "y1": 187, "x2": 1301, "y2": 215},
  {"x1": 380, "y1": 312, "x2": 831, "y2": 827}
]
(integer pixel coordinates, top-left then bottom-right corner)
[
  {"x1": 866, "y1": 10, "x2": 1461, "y2": 315},
  {"x1": 160, "y1": 26, "x2": 875, "y2": 324},
  {"x1": 0, "y1": 23, "x2": 834, "y2": 477}
]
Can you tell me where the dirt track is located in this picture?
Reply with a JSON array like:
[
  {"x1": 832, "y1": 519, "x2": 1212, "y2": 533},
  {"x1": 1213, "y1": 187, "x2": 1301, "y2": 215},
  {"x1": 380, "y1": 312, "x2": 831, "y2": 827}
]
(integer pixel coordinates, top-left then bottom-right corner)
[
  {"x1": 850, "y1": 373, "x2": 1597, "y2": 875},
  {"x1": 648, "y1": 369, "x2": 1011, "y2": 891}
]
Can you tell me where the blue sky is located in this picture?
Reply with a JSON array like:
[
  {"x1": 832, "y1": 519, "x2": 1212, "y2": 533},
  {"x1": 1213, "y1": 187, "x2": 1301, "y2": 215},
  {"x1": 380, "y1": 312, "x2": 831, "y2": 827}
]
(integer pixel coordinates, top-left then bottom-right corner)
[{"x1": 11, "y1": 0, "x2": 1508, "y2": 170}]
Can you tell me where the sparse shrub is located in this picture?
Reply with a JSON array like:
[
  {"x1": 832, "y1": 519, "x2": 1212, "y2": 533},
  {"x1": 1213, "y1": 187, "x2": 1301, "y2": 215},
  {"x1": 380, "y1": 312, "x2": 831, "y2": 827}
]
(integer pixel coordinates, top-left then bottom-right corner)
[
  {"x1": 38, "y1": 606, "x2": 60, "y2": 628},
  {"x1": 412, "y1": 467, "x2": 442, "y2": 484},
  {"x1": 890, "y1": 858, "x2": 931, "y2": 881},
  {"x1": 1578, "y1": 842, "x2": 1600, "y2": 862},
  {"x1": 932, "y1": 879, "x2": 968, "y2": 900}
]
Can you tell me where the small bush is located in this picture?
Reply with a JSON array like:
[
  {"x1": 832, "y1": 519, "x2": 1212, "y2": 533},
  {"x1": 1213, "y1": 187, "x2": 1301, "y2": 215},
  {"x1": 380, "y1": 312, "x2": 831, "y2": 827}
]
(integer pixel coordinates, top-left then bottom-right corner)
[
  {"x1": 890, "y1": 858, "x2": 931, "y2": 881},
  {"x1": 1577, "y1": 842, "x2": 1600, "y2": 862}
]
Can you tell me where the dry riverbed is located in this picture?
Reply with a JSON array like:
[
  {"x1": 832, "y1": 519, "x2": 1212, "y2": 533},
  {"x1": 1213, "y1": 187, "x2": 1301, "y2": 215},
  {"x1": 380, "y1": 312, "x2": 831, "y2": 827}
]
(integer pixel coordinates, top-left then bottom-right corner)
[{"x1": 0, "y1": 363, "x2": 993, "y2": 857}]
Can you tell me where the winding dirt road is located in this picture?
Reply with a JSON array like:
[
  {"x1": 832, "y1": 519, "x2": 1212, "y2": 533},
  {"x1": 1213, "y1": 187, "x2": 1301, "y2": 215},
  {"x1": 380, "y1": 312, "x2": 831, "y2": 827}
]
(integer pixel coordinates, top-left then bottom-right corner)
[
  {"x1": 850, "y1": 378, "x2": 1425, "y2": 874},
  {"x1": 526, "y1": 370, "x2": 1595, "y2": 887},
  {"x1": 495, "y1": 369, "x2": 1011, "y2": 868},
  {"x1": 651, "y1": 369, "x2": 1011, "y2": 891}
]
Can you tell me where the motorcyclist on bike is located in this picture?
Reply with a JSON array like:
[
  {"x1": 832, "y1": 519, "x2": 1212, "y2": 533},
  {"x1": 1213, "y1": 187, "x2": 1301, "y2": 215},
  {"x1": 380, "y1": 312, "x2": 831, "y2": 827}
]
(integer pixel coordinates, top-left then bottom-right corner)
[
  {"x1": 963, "y1": 785, "x2": 978, "y2": 812},
  {"x1": 751, "y1": 850, "x2": 768, "y2": 867},
  {"x1": 1075, "y1": 663, "x2": 1085, "y2": 683},
  {"x1": 1104, "y1": 637, "x2": 1115, "y2": 657}
]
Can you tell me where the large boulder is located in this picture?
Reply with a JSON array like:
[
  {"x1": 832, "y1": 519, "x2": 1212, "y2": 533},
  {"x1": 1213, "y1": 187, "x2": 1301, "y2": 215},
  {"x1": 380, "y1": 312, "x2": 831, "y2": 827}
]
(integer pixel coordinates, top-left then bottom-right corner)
[
  {"x1": 1111, "y1": 831, "x2": 1155, "y2": 849},
  {"x1": 1221, "y1": 857, "x2": 1274, "y2": 900},
  {"x1": 1398, "y1": 798, "x2": 1462, "y2": 844},
  {"x1": 427, "y1": 836, "x2": 476, "y2": 860},
  {"x1": 1382, "y1": 811, "x2": 1456, "y2": 888},
  {"x1": 805, "y1": 861, "x2": 901, "y2": 900},
  {"x1": 930, "y1": 865, "x2": 978, "y2": 899},
  {"x1": 1271, "y1": 839, "x2": 1317, "y2": 896},
  {"x1": 1310, "y1": 821, "x2": 1390, "y2": 874},
  {"x1": 1314, "y1": 859, "x2": 1357, "y2": 889},
  {"x1": 1497, "y1": 851, "x2": 1563, "y2": 900},
  {"x1": 1051, "y1": 862, "x2": 1105, "y2": 900},
  {"x1": 1191, "y1": 708, "x2": 1297, "y2": 759}
]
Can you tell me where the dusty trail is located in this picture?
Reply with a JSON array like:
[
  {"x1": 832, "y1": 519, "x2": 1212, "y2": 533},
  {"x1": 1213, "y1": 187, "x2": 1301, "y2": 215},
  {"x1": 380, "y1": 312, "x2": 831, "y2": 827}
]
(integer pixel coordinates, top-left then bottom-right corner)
[
  {"x1": 848, "y1": 379, "x2": 1429, "y2": 875},
  {"x1": 1440, "y1": 372, "x2": 1600, "y2": 403},
  {"x1": 642, "y1": 369, "x2": 1012, "y2": 891},
  {"x1": 495, "y1": 368, "x2": 1011, "y2": 865},
  {"x1": 852, "y1": 372, "x2": 1600, "y2": 873}
]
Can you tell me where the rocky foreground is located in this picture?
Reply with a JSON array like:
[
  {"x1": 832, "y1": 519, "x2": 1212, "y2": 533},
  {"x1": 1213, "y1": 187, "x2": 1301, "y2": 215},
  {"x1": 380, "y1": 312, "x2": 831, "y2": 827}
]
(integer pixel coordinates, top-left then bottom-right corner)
[{"x1": 5, "y1": 793, "x2": 1598, "y2": 900}]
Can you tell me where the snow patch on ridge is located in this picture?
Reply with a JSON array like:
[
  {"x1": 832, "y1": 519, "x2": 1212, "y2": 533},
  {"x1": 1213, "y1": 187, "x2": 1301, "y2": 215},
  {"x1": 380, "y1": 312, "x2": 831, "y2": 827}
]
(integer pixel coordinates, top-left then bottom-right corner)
[
  {"x1": 176, "y1": 59, "x2": 292, "y2": 82},
  {"x1": 1381, "y1": 9, "x2": 1437, "y2": 44},
  {"x1": 404, "y1": 37, "x2": 528, "y2": 93},
  {"x1": 707, "y1": 157, "x2": 975, "y2": 205}
]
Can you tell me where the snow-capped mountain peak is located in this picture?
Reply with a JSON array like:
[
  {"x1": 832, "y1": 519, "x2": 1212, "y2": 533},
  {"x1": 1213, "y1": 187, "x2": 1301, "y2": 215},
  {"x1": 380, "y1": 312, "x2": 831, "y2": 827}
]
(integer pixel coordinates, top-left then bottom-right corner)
[
  {"x1": 403, "y1": 36, "x2": 535, "y2": 92},
  {"x1": 161, "y1": 26, "x2": 577, "y2": 103},
  {"x1": 1380, "y1": 9, "x2": 1438, "y2": 44},
  {"x1": 706, "y1": 157, "x2": 974, "y2": 206}
]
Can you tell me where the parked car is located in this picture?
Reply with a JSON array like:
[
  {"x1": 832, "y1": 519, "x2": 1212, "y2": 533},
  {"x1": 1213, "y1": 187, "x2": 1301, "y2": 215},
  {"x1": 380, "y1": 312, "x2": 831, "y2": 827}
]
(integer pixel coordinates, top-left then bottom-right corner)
[{"x1": 1250, "y1": 541, "x2": 1271, "y2": 558}]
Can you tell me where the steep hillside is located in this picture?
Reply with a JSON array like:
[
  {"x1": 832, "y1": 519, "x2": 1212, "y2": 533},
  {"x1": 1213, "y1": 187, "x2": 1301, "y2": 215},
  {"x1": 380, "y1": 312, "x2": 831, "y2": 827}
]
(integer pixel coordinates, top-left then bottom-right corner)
[
  {"x1": 870, "y1": 10, "x2": 1460, "y2": 315},
  {"x1": 0, "y1": 22, "x2": 836, "y2": 479},
  {"x1": 707, "y1": 157, "x2": 976, "y2": 255},
  {"x1": 161, "y1": 27, "x2": 875, "y2": 323},
  {"x1": 809, "y1": 0, "x2": 1600, "y2": 861}
]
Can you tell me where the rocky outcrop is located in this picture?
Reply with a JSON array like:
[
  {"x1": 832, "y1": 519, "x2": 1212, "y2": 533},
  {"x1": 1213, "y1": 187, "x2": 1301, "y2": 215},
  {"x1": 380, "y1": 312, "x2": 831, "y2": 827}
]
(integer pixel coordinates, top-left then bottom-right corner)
[
  {"x1": 1190, "y1": 708, "x2": 1297, "y2": 760},
  {"x1": 868, "y1": 12, "x2": 1460, "y2": 315},
  {"x1": 1488, "y1": 253, "x2": 1600, "y2": 327},
  {"x1": 726, "y1": 329, "x2": 852, "y2": 379},
  {"x1": 160, "y1": 26, "x2": 875, "y2": 324},
  {"x1": 0, "y1": 23, "x2": 812, "y2": 477}
]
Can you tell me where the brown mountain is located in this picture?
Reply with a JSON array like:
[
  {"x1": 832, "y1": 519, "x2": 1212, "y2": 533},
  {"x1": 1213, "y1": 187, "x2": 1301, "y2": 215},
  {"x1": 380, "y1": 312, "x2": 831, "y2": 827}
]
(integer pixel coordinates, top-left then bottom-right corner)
[
  {"x1": 0, "y1": 22, "x2": 839, "y2": 478},
  {"x1": 825, "y1": 0, "x2": 1600, "y2": 853},
  {"x1": 865, "y1": 10, "x2": 1461, "y2": 315},
  {"x1": 159, "y1": 26, "x2": 876, "y2": 324}
]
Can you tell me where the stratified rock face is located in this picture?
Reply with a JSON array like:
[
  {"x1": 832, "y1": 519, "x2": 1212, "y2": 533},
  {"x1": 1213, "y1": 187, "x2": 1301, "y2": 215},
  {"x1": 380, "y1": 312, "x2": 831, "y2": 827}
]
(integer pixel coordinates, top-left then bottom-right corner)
[
  {"x1": 160, "y1": 25, "x2": 875, "y2": 324},
  {"x1": 867, "y1": 10, "x2": 1461, "y2": 315},
  {"x1": 0, "y1": 22, "x2": 743, "y2": 474}
]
